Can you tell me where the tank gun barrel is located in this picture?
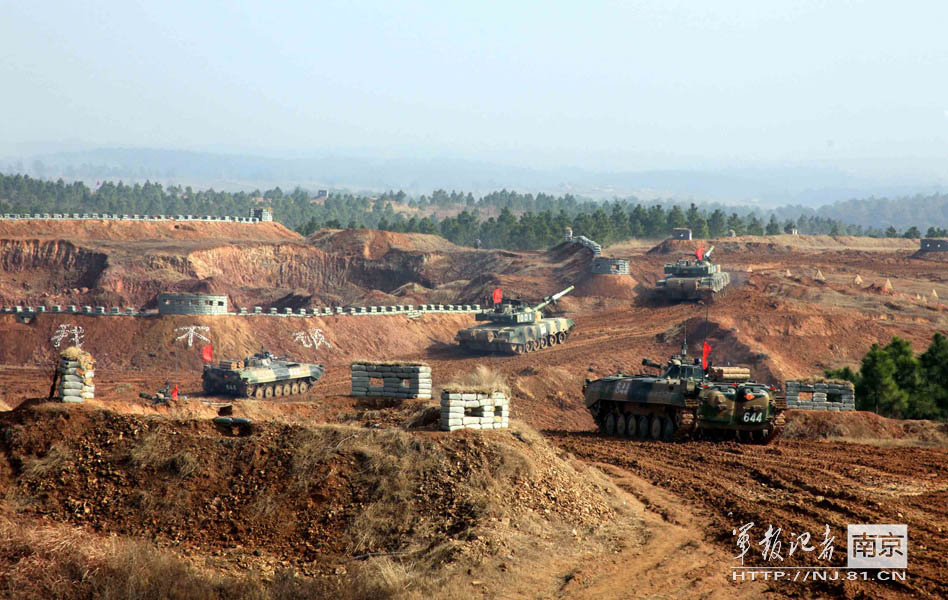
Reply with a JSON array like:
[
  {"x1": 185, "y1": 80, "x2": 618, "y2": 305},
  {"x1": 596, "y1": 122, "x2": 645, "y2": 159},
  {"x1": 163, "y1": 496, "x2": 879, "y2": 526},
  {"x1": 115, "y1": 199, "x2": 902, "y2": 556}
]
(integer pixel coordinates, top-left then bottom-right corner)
[
  {"x1": 642, "y1": 358, "x2": 663, "y2": 370},
  {"x1": 532, "y1": 284, "x2": 575, "y2": 311}
]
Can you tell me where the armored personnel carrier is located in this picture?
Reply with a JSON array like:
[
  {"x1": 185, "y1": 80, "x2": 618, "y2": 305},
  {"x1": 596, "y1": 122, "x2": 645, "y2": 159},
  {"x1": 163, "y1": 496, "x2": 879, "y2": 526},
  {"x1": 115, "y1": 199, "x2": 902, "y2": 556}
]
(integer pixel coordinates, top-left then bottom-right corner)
[
  {"x1": 583, "y1": 343, "x2": 785, "y2": 443},
  {"x1": 456, "y1": 285, "x2": 575, "y2": 354},
  {"x1": 656, "y1": 245, "x2": 730, "y2": 301},
  {"x1": 202, "y1": 349, "x2": 324, "y2": 398}
]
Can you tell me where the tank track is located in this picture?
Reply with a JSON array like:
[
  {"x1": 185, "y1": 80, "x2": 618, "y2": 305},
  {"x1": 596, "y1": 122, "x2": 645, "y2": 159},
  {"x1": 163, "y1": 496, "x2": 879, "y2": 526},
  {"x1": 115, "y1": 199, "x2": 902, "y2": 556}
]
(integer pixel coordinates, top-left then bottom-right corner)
[
  {"x1": 241, "y1": 377, "x2": 318, "y2": 399},
  {"x1": 460, "y1": 330, "x2": 571, "y2": 354},
  {"x1": 594, "y1": 398, "x2": 783, "y2": 445}
]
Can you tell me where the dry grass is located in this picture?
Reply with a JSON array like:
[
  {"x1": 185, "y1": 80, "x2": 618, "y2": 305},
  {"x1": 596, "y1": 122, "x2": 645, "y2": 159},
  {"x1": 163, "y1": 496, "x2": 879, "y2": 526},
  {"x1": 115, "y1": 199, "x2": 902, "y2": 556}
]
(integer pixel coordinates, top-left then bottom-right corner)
[
  {"x1": 442, "y1": 365, "x2": 509, "y2": 395},
  {"x1": 128, "y1": 429, "x2": 199, "y2": 477},
  {"x1": 20, "y1": 442, "x2": 73, "y2": 479}
]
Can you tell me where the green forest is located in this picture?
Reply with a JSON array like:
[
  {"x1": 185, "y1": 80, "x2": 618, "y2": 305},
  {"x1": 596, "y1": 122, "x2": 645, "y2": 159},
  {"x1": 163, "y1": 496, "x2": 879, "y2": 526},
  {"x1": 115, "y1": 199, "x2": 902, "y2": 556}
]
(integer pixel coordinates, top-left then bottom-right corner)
[
  {"x1": 825, "y1": 334, "x2": 948, "y2": 421},
  {"x1": 1, "y1": 172, "x2": 943, "y2": 251}
]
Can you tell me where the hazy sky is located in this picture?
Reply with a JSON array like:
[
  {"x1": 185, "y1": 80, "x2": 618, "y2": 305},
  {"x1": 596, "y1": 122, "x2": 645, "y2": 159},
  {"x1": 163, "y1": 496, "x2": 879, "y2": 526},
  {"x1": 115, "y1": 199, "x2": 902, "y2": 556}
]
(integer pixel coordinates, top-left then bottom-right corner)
[{"x1": 2, "y1": 1, "x2": 947, "y2": 173}]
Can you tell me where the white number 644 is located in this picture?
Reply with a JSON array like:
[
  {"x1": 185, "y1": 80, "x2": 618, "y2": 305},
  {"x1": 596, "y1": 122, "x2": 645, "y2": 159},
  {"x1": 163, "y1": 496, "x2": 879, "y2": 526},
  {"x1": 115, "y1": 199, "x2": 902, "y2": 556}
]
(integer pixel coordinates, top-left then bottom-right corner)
[{"x1": 742, "y1": 412, "x2": 764, "y2": 423}]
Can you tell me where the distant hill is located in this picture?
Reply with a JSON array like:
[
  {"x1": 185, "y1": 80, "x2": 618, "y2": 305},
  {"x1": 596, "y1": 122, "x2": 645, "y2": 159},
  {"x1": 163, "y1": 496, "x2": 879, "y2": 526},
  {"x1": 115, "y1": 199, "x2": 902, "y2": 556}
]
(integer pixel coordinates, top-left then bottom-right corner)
[{"x1": 4, "y1": 147, "x2": 940, "y2": 206}]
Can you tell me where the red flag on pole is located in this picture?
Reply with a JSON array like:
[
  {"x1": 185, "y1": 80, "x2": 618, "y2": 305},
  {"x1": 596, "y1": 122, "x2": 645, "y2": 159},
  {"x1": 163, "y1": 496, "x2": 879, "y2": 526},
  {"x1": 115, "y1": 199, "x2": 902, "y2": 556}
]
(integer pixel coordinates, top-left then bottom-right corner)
[
  {"x1": 492, "y1": 288, "x2": 502, "y2": 305},
  {"x1": 702, "y1": 341, "x2": 711, "y2": 371},
  {"x1": 696, "y1": 246, "x2": 704, "y2": 261},
  {"x1": 201, "y1": 344, "x2": 214, "y2": 363},
  {"x1": 171, "y1": 384, "x2": 179, "y2": 401}
]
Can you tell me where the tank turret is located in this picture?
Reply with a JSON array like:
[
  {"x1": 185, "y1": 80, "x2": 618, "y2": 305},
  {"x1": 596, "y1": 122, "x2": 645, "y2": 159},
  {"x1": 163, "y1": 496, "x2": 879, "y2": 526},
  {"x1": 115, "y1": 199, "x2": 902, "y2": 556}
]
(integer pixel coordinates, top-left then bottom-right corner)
[
  {"x1": 656, "y1": 245, "x2": 730, "y2": 301},
  {"x1": 457, "y1": 285, "x2": 575, "y2": 354}
]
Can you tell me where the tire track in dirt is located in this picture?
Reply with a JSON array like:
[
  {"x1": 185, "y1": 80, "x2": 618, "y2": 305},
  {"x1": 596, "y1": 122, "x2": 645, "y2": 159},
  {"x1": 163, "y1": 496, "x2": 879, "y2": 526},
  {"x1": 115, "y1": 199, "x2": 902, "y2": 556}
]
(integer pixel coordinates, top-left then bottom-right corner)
[{"x1": 547, "y1": 433, "x2": 948, "y2": 599}]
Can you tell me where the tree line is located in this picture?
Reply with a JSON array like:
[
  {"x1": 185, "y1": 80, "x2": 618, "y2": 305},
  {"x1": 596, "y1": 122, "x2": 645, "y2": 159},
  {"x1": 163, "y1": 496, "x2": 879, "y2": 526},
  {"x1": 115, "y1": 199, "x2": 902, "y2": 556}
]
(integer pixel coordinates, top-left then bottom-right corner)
[
  {"x1": 825, "y1": 334, "x2": 948, "y2": 421},
  {"x1": 2, "y1": 172, "x2": 941, "y2": 251}
]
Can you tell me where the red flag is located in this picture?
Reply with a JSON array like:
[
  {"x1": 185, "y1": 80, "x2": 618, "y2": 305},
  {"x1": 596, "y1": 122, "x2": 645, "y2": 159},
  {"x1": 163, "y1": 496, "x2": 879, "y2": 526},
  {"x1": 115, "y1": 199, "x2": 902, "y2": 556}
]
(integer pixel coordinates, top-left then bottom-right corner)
[
  {"x1": 171, "y1": 384, "x2": 179, "y2": 401},
  {"x1": 702, "y1": 341, "x2": 711, "y2": 370},
  {"x1": 201, "y1": 344, "x2": 214, "y2": 363},
  {"x1": 492, "y1": 288, "x2": 502, "y2": 305},
  {"x1": 696, "y1": 246, "x2": 704, "y2": 261}
]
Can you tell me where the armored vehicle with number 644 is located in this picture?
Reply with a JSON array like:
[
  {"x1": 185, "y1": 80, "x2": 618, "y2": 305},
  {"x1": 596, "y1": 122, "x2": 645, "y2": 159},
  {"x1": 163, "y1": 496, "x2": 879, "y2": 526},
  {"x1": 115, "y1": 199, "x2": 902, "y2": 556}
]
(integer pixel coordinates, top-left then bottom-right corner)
[{"x1": 583, "y1": 343, "x2": 785, "y2": 443}]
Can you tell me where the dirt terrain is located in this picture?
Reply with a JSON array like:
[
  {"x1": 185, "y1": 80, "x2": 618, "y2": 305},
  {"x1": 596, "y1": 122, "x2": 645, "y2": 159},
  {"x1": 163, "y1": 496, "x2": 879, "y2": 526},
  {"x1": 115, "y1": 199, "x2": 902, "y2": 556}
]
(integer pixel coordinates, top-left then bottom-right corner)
[{"x1": 1, "y1": 222, "x2": 946, "y2": 598}]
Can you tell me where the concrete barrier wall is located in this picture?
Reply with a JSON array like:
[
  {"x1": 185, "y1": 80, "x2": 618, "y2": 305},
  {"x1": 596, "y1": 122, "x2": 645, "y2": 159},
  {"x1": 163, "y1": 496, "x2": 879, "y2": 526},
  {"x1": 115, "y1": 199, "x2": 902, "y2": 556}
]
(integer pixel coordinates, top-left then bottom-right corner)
[
  {"x1": 567, "y1": 235, "x2": 602, "y2": 256},
  {"x1": 785, "y1": 380, "x2": 855, "y2": 411},
  {"x1": 157, "y1": 293, "x2": 229, "y2": 315},
  {"x1": 590, "y1": 257, "x2": 630, "y2": 275},
  {"x1": 440, "y1": 390, "x2": 510, "y2": 431},
  {"x1": 920, "y1": 238, "x2": 948, "y2": 251},
  {"x1": 1, "y1": 303, "x2": 482, "y2": 319},
  {"x1": 0, "y1": 213, "x2": 260, "y2": 223},
  {"x1": 351, "y1": 362, "x2": 432, "y2": 399}
]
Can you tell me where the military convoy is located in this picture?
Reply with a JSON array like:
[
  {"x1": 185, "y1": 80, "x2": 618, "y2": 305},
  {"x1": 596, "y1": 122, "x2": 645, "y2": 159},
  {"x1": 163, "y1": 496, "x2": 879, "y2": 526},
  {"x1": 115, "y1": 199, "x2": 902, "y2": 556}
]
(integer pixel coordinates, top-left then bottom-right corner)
[
  {"x1": 456, "y1": 285, "x2": 575, "y2": 354},
  {"x1": 201, "y1": 349, "x2": 324, "y2": 398},
  {"x1": 656, "y1": 245, "x2": 730, "y2": 301},
  {"x1": 583, "y1": 342, "x2": 785, "y2": 443}
]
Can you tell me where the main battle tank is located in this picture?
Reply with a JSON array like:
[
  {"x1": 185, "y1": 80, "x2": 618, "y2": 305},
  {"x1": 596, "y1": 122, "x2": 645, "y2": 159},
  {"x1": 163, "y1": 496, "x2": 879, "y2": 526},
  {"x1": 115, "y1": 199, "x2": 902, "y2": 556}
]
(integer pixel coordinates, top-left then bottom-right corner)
[
  {"x1": 656, "y1": 245, "x2": 730, "y2": 301},
  {"x1": 456, "y1": 285, "x2": 575, "y2": 354},
  {"x1": 202, "y1": 349, "x2": 324, "y2": 398},
  {"x1": 583, "y1": 342, "x2": 785, "y2": 443}
]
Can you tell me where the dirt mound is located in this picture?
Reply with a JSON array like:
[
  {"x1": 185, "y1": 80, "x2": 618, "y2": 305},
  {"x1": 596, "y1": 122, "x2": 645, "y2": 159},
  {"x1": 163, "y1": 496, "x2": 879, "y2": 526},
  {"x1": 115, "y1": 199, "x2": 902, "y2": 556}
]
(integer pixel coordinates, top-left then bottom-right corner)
[
  {"x1": 573, "y1": 273, "x2": 638, "y2": 299},
  {"x1": 782, "y1": 409, "x2": 948, "y2": 446},
  {"x1": 0, "y1": 219, "x2": 300, "y2": 241},
  {"x1": 307, "y1": 229, "x2": 458, "y2": 259},
  {"x1": 0, "y1": 404, "x2": 631, "y2": 597},
  {"x1": 646, "y1": 238, "x2": 700, "y2": 255},
  {"x1": 911, "y1": 249, "x2": 948, "y2": 262}
]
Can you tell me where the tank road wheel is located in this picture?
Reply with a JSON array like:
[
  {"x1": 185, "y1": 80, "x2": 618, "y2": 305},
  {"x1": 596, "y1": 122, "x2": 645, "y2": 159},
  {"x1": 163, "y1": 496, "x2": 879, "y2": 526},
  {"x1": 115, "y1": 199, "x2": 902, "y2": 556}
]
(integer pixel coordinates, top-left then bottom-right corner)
[
  {"x1": 625, "y1": 414, "x2": 638, "y2": 437},
  {"x1": 649, "y1": 416, "x2": 663, "y2": 440},
  {"x1": 244, "y1": 385, "x2": 256, "y2": 398},
  {"x1": 255, "y1": 387, "x2": 265, "y2": 399},
  {"x1": 526, "y1": 341, "x2": 536, "y2": 352},
  {"x1": 637, "y1": 415, "x2": 650, "y2": 439},
  {"x1": 538, "y1": 337, "x2": 548, "y2": 350},
  {"x1": 556, "y1": 331, "x2": 566, "y2": 344},
  {"x1": 661, "y1": 416, "x2": 676, "y2": 441},
  {"x1": 298, "y1": 381, "x2": 309, "y2": 395},
  {"x1": 291, "y1": 382, "x2": 300, "y2": 395},
  {"x1": 273, "y1": 384, "x2": 283, "y2": 397},
  {"x1": 604, "y1": 413, "x2": 617, "y2": 436},
  {"x1": 514, "y1": 344, "x2": 525, "y2": 354},
  {"x1": 264, "y1": 386, "x2": 273, "y2": 398},
  {"x1": 616, "y1": 414, "x2": 626, "y2": 438},
  {"x1": 282, "y1": 383, "x2": 292, "y2": 396}
]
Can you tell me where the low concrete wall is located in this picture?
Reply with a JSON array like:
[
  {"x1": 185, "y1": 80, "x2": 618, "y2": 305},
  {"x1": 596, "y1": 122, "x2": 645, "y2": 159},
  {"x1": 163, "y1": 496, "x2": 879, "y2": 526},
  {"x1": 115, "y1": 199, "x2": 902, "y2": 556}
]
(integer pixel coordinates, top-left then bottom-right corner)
[
  {"x1": 920, "y1": 238, "x2": 948, "y2": 251},
  {"x1": 157, "y1": 293, "x2": 229, "y2": 315},
  {"x1": 440, "y1": 390, "x2": 510, "y2": 431},
  {"x1": 0, "y1": 213, "x2": 260, "y2": 223},
  {"x1": 351, "y1": 362, "x2": 432, "y2": 399},
  {"x1": 785, "y1": 380, "x2": 855, "y2": 411},
  {"x1": 590, "y1": 257, "x2": 630, "y2": 275}
]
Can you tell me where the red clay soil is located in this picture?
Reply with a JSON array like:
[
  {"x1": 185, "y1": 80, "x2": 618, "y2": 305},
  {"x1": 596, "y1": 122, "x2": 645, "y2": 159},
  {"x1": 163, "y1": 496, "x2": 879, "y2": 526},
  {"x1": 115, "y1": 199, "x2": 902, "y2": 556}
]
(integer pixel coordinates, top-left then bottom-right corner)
[
  {"x1": 547, "y1": 433, "x2": 948, "y2": 600},
  {"x1": 0, "y1": 219, "x2": 301, "y2": 241}
]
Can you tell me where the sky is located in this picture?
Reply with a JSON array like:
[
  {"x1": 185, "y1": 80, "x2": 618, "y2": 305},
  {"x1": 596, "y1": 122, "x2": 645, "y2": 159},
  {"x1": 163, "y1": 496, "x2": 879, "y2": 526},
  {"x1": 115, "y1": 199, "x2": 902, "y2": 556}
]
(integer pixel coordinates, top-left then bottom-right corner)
[{"x1": 1, "y1": 0, "x2": 947, "y2": 176}]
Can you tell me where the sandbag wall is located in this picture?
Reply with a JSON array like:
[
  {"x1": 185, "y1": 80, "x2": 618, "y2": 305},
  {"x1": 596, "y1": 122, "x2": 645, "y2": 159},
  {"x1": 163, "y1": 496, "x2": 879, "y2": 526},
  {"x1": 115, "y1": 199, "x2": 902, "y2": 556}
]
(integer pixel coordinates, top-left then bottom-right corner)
[
  {"x1": 785, "y1": 380, "x2": 855, "y2": 411},
  {"x1": 57, "y1": 347, "x2": 95, "y2": 403},
  {"x1": 351, "y1": 362, "x2": 432, "y2": 399},
  {"x1": 440, "y1": 390, "x2": 510, "y2": 431}
]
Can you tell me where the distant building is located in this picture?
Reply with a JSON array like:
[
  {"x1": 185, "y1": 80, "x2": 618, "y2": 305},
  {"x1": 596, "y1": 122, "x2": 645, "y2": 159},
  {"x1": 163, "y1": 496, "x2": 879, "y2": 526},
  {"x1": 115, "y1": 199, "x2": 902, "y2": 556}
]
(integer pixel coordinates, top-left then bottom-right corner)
[
  {"x1": 316, "y1": 189, "x2": 328, "y2": 199},
  {"x1": 671, "y1": 228, "x2": 692, "y2": 240},
  {"x1": 249, "y1": 207, "x2": 273, "y2": 222}
]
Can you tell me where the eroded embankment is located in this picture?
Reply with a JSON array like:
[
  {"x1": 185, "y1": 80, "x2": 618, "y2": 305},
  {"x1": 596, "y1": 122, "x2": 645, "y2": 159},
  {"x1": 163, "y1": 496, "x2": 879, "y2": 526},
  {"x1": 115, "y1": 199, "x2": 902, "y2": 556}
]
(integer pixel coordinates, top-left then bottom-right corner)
[{"x1": 0, "y1": 404, "x2": 633, "y2": 598}]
